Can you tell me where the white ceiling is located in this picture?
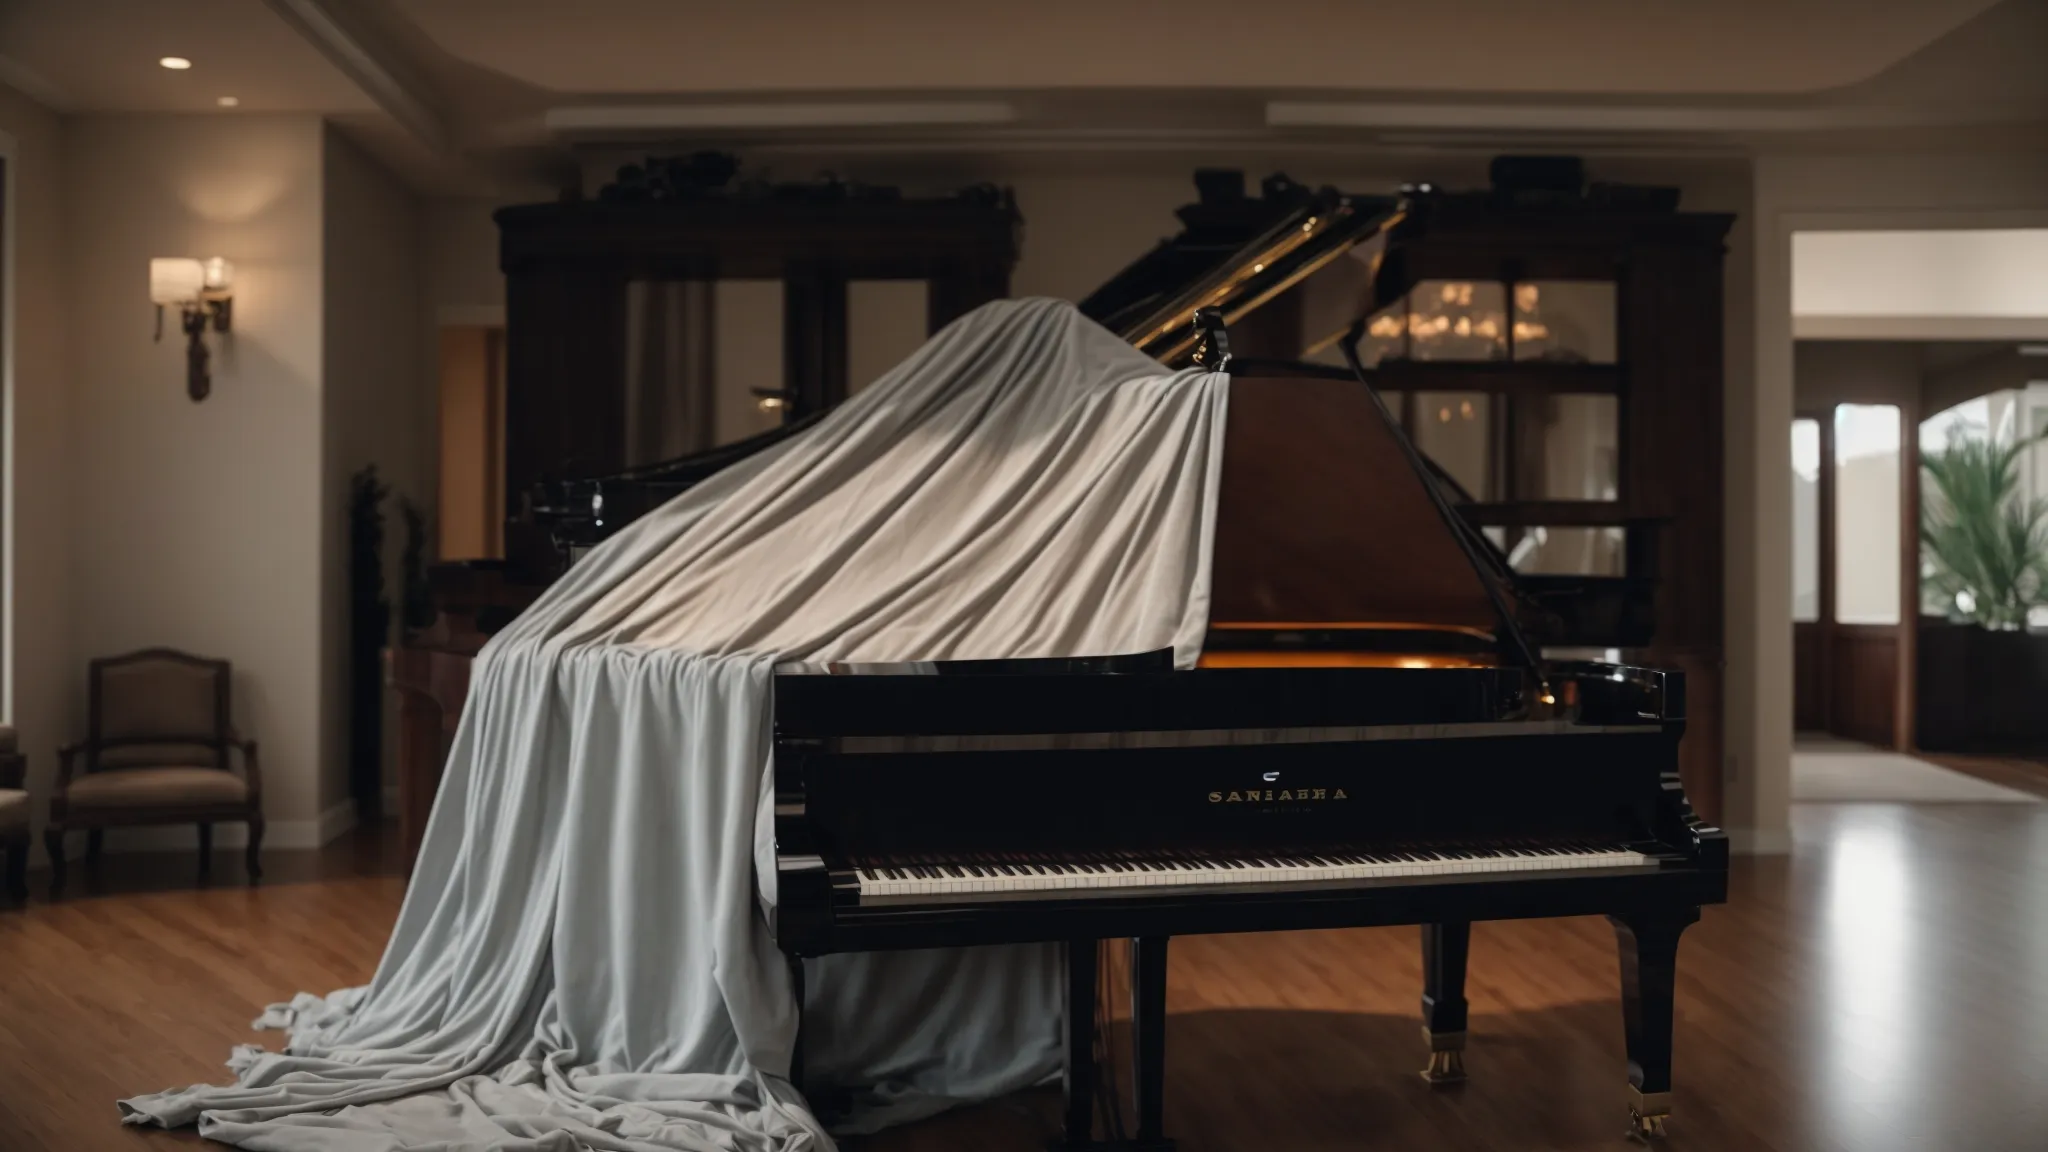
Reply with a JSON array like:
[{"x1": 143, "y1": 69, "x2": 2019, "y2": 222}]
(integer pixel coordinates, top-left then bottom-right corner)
[{"x1": 0, "y1": 0, "x2": 375, "y2": 113}]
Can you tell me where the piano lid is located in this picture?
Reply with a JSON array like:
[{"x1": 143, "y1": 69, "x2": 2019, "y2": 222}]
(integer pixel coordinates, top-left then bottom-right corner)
[
  {"x1": 1106, "y1": 191, "x2": 1401, "y2": 366},
  {"x1": 1089, "y1": 179, "x2": 1409, "y2": 362},
  {"x1": 1210, "y1": 374, "x2": 1506, "y2": 641}
]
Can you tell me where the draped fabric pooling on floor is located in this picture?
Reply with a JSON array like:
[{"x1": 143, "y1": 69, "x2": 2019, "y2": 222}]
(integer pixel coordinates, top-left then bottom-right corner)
[{"x1": 120, "y1": 299, "x2": 1231, "y2": 1151}]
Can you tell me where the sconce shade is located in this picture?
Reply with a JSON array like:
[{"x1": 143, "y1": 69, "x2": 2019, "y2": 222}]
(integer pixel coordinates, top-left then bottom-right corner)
[
  {"x1": 202, "y1": 257, "x2": 234, "y2": 292},
  {"x1": 150, "y1": 257, "x2": 206, "y2": 305}
]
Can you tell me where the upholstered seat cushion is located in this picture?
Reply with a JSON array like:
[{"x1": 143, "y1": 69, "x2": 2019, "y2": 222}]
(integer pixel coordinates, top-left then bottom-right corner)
[
  {"x1": 0, "y1": 789, "x2": 27, "y2": 835},
  {"x1": 0, "y1": 725, "x2": 17, "y2": 754},
  {"x1": 67, "y1": 767, "x2": 247, "y2": 812}
]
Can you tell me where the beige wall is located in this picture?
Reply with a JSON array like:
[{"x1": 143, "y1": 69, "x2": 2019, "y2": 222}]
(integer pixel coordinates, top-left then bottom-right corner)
[
  {"x1": 63, "y1": 115, "x2": 329, "y2": 833},
  {"x1": 322, "y1": 124, "x2": 425, "y2": 814},
  {"x1": 1794, "y1": 228, "x2": 2048, "y2": 323},
  {"x1": 424, "y1": 197, "x2": 508, "y2": 318},
  {"x1": 420, "y1": 194, "x2": 533, "y2": 544},
  {"x1": 0, "y1": 84, "x2": 71, "y2": 857}
]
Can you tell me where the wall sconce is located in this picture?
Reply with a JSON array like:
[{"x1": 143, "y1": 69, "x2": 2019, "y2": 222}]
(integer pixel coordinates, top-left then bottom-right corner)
[{"x1": 151, "y1": 257, "x2": 233, "y2": 401}]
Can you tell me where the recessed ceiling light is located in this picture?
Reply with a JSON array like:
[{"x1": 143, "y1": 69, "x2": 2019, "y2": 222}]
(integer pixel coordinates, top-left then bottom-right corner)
[
  {"x1": 217, "y1": 96, "x2": 239, "y2": 107},
  {"x1": 159, "y1": 56, "x2": 192, "y2": 70}
]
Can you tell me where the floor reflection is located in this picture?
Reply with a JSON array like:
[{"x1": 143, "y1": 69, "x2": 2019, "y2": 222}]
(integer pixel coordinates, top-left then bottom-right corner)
[{"x1": 1819, "y1": 807, "x2": 1917, "y2": 1147}]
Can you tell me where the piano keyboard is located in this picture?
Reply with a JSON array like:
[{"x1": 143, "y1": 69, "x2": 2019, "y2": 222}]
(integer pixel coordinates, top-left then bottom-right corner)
[{"x1": 854, "y1": 844, "x2": 1656, "y2": 898}]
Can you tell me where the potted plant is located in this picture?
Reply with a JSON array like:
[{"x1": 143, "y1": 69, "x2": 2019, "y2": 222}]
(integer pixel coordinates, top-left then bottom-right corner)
[{"x1": 1916, "y1": 426, "x2": 2048, "y2": 752}]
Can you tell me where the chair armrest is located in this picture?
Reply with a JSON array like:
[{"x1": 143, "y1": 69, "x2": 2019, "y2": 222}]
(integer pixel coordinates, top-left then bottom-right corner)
[{"x1": 0, "y1": 750, "x2": 23, "y2": 791}]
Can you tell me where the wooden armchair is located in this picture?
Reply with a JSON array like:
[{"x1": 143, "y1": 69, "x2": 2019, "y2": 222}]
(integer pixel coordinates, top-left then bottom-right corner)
[
  {"x1": 1, "y1": 725, "x2": 27, "y2": 901},
  {"x1": 45, "y1": 649, "x2": 263, "y2": 892}
]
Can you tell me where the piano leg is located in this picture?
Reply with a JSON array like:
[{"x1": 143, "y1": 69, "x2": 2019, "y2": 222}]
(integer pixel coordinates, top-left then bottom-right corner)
[
  {"x1": 1130, "y1": 936, "x2": 1176, "y2": 1150},
  {"x1": 1609, "y1": 908, "x2": 1700, "y2": 1139},
  {"x1": 1062, "y1": 939, "x2": 1098, "y2": 1149},
  {"x1": 1419, "y1": 920, "x2": 1471, "y2": 1085}
]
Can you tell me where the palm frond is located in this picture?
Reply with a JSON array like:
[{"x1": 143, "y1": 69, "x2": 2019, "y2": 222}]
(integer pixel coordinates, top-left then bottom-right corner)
[{"x1": 1920, "y1": 424, "x2": 2048, "y2": 629}]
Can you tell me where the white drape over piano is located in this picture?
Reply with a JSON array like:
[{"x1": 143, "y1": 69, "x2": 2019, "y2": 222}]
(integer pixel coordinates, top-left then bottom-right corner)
[{"x1": 119, "y1": 299, "x2": 1231, "y2": 1150}]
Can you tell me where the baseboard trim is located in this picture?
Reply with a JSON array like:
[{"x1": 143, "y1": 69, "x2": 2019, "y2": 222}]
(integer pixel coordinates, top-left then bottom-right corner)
[
  {"x1": 93, "y1": 799, "x2": 359, "y2": 854},
  {"x1": 1726, "y1": 826, "x2": 1794, "y2": 855}
]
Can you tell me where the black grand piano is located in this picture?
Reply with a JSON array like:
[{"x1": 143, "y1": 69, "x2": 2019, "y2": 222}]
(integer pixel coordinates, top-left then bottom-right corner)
[
  {"x1": 768, "y1": 332, "x2": 1725, "y2": 1148},
  {"x1": 506, "y1": 167, "x2": 1729, "y2": 1147}
]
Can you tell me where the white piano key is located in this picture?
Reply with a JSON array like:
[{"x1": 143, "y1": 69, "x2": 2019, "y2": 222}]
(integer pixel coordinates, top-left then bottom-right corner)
[{"x1": 853, "y1": 844, "x2": 1656, "y2": 898}]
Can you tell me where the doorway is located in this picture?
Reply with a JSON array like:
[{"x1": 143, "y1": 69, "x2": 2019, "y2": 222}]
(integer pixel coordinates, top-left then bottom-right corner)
[
  {"x1": 1791, "y1": 401, "x2": 1916, "y2": 749},
  {"x1": 438, "y1": 324, "x2": 506, "y2": 561}
]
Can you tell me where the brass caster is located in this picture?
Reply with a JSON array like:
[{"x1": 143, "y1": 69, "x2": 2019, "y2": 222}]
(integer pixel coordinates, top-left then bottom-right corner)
[
  {"x1": 1420, "y1": 1048, "x2": 1467, "y2": 1085},
  {"x1": 1627, "y1": 1090, "x2": 1672, "y2": 1142}
]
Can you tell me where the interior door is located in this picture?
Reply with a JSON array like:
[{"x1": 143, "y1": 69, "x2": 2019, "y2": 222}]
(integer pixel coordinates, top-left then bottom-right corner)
[{"x1": 1793, "y1": 403, "x2": 1918, "y2": 748}]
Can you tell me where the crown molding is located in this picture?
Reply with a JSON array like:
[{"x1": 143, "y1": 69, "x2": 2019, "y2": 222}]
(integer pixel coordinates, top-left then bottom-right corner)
[
  {"x1": 545, "y1": 101, "x2": 1020, "y2": 136},
  {"x1": 1269, "y1": 99, "x2": 2040, "y2": 133},
  {"x1": 1795, "y1": 315, "x2": 2048, "y2": 340},
  {"x1": 0, "y1": 53, "x2": 74, "y2": 113},
  {"x1": 262, "y1": 0, "x2": 448, "y2": 152}
]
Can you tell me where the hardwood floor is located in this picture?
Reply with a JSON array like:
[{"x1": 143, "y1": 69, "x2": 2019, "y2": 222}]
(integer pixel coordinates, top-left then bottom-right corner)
[
  {"x1": 2, "y1": 791, "x2": 2044, "y2": 1152},
  {"x1": 1918, "y1": 751, "x2": 2048, "y2": 799}
]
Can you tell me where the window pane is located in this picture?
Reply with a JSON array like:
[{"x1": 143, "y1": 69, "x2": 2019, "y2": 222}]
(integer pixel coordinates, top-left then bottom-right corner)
[
  {"x1": 623, "y1": 279, "x2": 718, "y2": 465},
  {"x1": 1413, "y1": 392, "x2": 1490, "y2": 498},
  {"x1": 1530, "y1": 394, "x2": 1619, "y2": 500},
  {"x1": 1834, "y1": 404, "x2": 1901, "y2": 625},
  {"x1": 1411, "y1": 281, "x2": 1507, "y2": 361},
  {"x1": 712, "y1": 280, "x2": 786, "y2": 447},
  {"x1": 1508, "y1": 526, "x2": 1627, "y2": 576},
  {"x1": 1792, "y1": 419, "x2": 1820, "y2": 622},
  {"x1": 1512, "y1": 280, "x2": 1617, "y2": 364}
]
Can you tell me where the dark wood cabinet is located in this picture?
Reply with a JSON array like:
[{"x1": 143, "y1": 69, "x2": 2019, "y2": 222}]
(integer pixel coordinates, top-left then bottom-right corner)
[
  {"x1": 494, "y1": 189, "x2": 1021, "y2": 576},
  {"x1": 1346, "y1": 194, "x2": 1735, "y2": 822}
]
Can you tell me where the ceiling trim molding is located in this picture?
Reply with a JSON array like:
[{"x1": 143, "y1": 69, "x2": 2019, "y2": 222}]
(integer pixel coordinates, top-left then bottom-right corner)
[
  {"x1": 1269, "y1": 99, "x2": 2038, "y2": 133},
  {"x1": 0, "y1": 54, "x2": 75, "y2": 113},
  {"x1": 546, "y1": 102, "x2": 1020, "y2": 135},
  {"x1": 1795, "y1": 315, "x2": 2048, "y2": 340},
  {"x1": 262, "y1": 0, "x2": 447, "y2": 152}
]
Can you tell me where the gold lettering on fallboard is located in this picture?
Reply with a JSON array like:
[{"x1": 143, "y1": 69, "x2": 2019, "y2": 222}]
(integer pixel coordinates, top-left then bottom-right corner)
[{"x1": 1209, "y1": 791, "x2": 1224, "y2": 803}]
